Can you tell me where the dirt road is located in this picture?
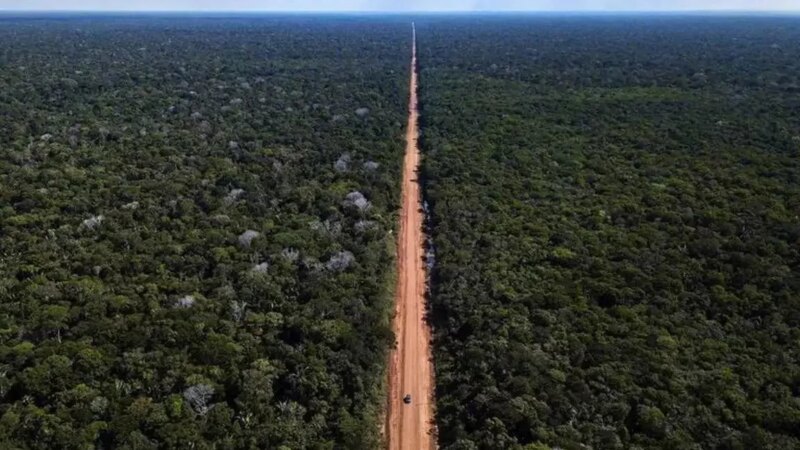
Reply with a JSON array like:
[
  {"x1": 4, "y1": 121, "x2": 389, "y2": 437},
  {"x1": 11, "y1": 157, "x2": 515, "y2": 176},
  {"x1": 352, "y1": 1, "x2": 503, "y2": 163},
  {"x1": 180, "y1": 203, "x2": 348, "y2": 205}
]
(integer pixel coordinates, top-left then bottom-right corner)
[{"x1": 386, "y1": 22, "x2": 436, "y2": 450}]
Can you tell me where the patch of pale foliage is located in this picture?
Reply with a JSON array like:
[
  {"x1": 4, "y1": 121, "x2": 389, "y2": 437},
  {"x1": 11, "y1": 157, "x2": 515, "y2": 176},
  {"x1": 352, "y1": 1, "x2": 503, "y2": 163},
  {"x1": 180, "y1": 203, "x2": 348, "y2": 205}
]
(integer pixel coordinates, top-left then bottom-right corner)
[
  {"x1": 175, "y1": 295, "x2": 196, "y2": 308},
  {"x1": 230, "y1": 300, "x2": 247, "y2": 323},
  {"x1": 224, "y1": 188, "x2": 245, "y2": 206},
  {"x1": 183, "y1": 384, "x2": 214, "y2": 415},
  {"x1": 82, "y1": 215, "x2": 104, "y2": 230},
  {"x1": 334, "y1": 153, "x2": 351, "y2": 173},
  {"x1": 251, "y1": 262, "x2": 269, "y2": 274},
  {"x1": 325, "y1": 251, "x2": 355, "y2": 271},
  {"x1": 355, "y1": 220, "x2": 376, "y2": 233},
  {"x1": 238, "y1": 230, "x2": 260, "y2": 248},
  {"x1": 343, "y1": 191, "x2": 371, "y2": 211},
  {"x1": 282, "y1": 248, "x2": 300, "y2": 262}
]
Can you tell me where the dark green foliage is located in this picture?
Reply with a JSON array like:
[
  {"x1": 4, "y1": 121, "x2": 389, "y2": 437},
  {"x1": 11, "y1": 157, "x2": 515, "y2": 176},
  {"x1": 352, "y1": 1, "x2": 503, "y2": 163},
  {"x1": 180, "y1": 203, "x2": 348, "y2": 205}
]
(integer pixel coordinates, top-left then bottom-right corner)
[
  {"x1": 0, "y1": 15, "x2": 410, "y2": 448},
  {"x1": 418, "y1": 16, "x2": 800, "y2": 450}
]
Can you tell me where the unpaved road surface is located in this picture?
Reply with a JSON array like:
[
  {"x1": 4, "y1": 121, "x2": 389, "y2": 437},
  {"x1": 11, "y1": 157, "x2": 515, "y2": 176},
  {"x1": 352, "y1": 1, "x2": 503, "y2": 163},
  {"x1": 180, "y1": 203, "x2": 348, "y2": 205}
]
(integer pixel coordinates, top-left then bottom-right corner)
[{"x1": 387, "y1": 22, "x2": 436, "y2": 450}]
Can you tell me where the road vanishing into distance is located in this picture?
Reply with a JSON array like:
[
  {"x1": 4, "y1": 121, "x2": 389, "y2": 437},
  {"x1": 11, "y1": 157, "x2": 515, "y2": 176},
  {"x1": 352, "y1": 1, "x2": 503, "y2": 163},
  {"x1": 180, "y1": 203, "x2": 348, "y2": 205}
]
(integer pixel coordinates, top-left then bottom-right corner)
[{"x1": 387, "y1": 22, "x2": 436, "y2": 450}]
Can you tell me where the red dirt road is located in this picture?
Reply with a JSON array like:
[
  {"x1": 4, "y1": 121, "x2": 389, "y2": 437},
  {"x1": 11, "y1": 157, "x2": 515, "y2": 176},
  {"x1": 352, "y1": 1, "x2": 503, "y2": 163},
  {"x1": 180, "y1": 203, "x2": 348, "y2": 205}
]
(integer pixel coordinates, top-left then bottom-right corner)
[{"x1": 387, "y1": 23, "x2": 436, "y2": 450}]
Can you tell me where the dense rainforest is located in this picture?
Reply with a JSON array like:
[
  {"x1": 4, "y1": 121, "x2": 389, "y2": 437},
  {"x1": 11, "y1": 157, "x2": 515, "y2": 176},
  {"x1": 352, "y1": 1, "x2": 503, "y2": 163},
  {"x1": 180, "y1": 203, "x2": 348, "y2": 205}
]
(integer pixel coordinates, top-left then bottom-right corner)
[
  {"x1": 0, "y1": 15, "x2": 411, "y2": 448},
  {"x1": 418, "y1": 16, "x2": 800, "y2": 450}
]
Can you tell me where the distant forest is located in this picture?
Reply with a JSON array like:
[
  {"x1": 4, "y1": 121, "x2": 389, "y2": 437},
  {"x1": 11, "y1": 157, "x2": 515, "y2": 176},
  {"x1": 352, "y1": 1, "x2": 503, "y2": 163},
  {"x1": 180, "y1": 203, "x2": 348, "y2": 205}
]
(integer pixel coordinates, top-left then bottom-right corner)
[
  {"x1": 0, "y1": 16, "x2": 410, "y2": 448},
  {"x1": 418, "y1": 16, "x2": 800, "y2": 450}
]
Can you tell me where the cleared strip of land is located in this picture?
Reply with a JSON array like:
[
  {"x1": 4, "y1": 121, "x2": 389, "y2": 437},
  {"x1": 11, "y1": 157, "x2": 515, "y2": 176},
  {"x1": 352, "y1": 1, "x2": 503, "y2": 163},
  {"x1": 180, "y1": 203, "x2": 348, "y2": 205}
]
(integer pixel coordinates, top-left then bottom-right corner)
[{"x1": 387, "y1": 22, "x2": 435, "y2": 450}]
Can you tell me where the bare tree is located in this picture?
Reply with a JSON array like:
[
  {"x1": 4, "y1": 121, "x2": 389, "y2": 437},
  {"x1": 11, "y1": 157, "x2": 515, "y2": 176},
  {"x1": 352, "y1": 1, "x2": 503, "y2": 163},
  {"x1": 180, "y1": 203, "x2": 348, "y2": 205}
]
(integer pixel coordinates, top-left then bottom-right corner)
[
  {"x1": 238, "y1": 230, "x2": 260, "y2": 248},
  {"x1": 175, "y1": 295, "x2": 196, "y2": 308},
  {"x1": 231, "y1": 300, "x2": 248, "y2": 324},
  {"x1": 343, "y1": 191, "x2": 371, "y2": 212},
  {"x1": 224, "y1": 188, "x2": 245, "y2": 206},
  {"x1": 334, "y1": 153, "x2": 351, "y2": 172},
  {"x1": 251, "y1": 262, "x2": 269, "y2": 274},
  {"x1": 326, "y1": 251, "x2": 355, "y2": 271},
  {"x1": 282, "y1": 248, "x2": 300, "y2": 262},
  {"x1": 183, "y1": 384, "x2": 214, "y2": 415},
  {"x1": 82, "y1": 215, "x2": 104, "y2": 230}
]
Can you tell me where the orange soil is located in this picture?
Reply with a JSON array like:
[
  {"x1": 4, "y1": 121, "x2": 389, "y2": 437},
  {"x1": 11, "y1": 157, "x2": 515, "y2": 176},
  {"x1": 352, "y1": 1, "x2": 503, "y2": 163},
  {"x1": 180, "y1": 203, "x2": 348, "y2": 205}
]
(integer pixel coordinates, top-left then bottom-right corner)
[{"x1": 386, "y1": 22, "x2": 436, "y2": 450}]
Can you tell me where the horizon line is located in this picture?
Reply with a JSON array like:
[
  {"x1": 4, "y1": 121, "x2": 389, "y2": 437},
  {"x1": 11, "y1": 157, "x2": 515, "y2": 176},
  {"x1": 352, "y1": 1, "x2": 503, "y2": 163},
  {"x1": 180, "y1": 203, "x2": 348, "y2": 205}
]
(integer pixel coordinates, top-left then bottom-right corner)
[{"x1": 1, "y1": 9, "x2": 799, "y2": 14}]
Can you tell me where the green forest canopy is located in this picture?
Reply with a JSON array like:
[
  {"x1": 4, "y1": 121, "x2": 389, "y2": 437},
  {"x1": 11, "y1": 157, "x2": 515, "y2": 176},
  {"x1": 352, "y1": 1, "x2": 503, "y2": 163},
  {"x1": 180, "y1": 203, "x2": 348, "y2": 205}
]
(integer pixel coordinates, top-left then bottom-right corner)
[
  {"x1": 1, "y1": 13, "x2": 799, "y2": 450},
  {"x1": 0, "y1": 15, "x2": 411, "y2": 448},
  {"x1": 418, "y1": 16, "x2": 800, "y2": 450}
]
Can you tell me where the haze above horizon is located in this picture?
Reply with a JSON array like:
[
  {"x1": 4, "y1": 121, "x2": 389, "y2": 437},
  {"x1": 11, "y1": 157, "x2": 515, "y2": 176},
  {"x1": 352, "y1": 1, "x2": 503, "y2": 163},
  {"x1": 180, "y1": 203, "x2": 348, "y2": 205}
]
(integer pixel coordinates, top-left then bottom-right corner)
[{"x1": 1, "y1": 0, "x2": 797, "y2": 13}]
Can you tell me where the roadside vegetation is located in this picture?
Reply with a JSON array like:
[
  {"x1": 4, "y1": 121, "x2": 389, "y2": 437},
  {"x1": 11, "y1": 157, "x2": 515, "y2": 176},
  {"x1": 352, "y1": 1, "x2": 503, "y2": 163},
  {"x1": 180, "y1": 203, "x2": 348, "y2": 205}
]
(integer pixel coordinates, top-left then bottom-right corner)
[
  {"x1": 0, "y1": 16, "x2": 409, "y2": 448},
  {"x1": 418, "y1": 16, "x2": 800, "y2": 450}
]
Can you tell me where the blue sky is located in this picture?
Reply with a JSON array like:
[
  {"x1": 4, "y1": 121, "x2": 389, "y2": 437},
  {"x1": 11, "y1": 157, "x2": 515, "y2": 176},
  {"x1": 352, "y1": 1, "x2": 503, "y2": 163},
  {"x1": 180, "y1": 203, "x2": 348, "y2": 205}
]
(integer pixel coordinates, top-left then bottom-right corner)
[{"x1": 1, "y1": 0, "x2": 797, "y2": 11}]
